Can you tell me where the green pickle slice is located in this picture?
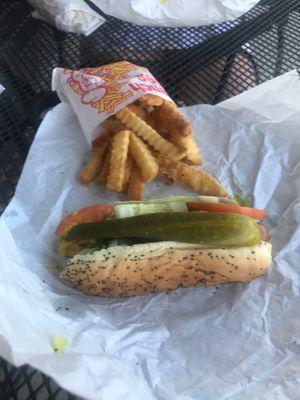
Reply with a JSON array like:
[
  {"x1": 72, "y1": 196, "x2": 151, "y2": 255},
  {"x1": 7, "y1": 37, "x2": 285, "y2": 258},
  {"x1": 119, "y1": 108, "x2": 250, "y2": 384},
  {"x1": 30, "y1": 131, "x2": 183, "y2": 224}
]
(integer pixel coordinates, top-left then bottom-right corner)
[{"x1": 65, "y1": 212, "x2": 261, "y2": 248}]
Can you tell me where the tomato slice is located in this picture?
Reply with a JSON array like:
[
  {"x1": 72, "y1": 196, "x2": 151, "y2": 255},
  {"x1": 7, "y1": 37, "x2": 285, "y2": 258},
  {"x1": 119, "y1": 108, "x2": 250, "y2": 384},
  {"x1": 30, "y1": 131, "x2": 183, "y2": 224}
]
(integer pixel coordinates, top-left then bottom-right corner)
[
  {"x1": 55, "y1": 204, "x2": 114, "y2": 237},
  {"x1": 187, "y1": 202, "x2": 267, "y2": 219},
  {"x1": 258, "y1": 223, "x2": 269, "y2": 241}
]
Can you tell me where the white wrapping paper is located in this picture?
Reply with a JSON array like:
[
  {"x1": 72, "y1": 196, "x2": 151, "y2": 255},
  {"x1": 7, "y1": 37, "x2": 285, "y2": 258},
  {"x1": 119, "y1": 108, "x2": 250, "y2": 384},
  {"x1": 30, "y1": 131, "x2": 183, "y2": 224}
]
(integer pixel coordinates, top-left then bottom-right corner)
[
  {"x1": 1, "y1": 70, "x2": 300, "y2": 400},
  {"x1": 91, "y1": 0, "x2": 261, "y2": 27}
]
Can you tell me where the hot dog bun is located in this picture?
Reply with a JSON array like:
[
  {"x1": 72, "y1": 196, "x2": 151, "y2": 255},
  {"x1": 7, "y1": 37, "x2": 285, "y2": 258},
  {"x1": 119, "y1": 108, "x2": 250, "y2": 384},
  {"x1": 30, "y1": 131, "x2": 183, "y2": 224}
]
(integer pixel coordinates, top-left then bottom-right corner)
[{"x1": 60, "y1": 241, "x2": 272, "y2": 297}]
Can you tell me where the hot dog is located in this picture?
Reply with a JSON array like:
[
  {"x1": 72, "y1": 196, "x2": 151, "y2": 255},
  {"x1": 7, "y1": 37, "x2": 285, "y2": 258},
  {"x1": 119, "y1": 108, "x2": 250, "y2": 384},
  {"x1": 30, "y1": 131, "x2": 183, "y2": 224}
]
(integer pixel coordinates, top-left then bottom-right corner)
[{"x1": 56, "y1": 196, "x2": 272, "y2": 297}]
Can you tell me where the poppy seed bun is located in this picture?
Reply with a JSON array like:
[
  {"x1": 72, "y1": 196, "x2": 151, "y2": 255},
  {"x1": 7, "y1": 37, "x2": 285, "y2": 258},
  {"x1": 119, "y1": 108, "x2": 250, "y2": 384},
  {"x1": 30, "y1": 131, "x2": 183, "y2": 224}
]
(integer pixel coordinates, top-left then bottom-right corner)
[{"x1": 60, "y1": 241, "x2": 272, "y2": 297}]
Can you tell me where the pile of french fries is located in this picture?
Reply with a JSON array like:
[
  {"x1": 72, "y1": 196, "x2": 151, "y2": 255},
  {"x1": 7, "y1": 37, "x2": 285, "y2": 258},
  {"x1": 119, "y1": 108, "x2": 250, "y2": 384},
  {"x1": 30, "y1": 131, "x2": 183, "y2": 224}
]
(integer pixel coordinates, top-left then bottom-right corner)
[{"x1": 79, "y1": 94, "x2": 228, "y2": 200}]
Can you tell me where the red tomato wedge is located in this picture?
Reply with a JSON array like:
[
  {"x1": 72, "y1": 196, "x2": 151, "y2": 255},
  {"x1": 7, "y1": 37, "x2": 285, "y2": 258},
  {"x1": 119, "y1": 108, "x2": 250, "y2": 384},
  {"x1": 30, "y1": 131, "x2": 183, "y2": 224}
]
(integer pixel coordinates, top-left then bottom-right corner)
[
  {"x1": 187, "y1": 202, "x2": 267, "y2": 219},
  {"x1": 55, "y1": 204, "x2": 114, "y2": 237}
]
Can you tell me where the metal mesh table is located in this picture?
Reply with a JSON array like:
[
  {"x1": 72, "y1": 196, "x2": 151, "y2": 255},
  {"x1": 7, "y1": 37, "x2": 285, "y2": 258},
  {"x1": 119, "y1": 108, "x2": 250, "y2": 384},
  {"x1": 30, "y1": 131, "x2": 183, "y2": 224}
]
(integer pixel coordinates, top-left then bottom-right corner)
[{"x1": 1, "y1": 0, "x2": 300, "y2": 398}]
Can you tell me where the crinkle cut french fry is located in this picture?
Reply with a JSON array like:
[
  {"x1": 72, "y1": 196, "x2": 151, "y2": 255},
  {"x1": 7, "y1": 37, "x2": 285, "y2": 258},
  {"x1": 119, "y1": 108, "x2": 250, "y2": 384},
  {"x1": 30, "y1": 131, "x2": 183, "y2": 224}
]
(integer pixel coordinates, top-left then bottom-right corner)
[
  {"x1": 101, "y1": 118, "x2": 127, "y2": 135},
  {"x1": 148, "y1": 109, "x2": 169, "y2": 139},
  {"x1": 144, "y1": 112, "x2": 159, "y2": 131},
  {"x1": 127, "y1": 163, "x2": 145, "y2": 201},
  {"x1": 151, "y1": 107, "x2": 202, "y2": 165},
  {"x1": 171, "y1": 132, "x2": 203, "y2": 165},
  {"x1": 157, "y1": 157, "x2": 228, "y2": 197},
  {"x1": 122, "y1": 152, "x2": 133, "y2": 192},
  {"x1": 137, "y1": 94, "x2": 163, "y2": 107},
  {"x1": 116, "y1": 107, "x2": 185, "y2": 161},
  {"x1": 154, "y1": 100, "x2": 192, "y2": 137},
  {"x1": 127, "y1": 104, "x2": 149, "y2": 121},
  {"x1": 129, "y1": 103, "x2": 158, "y2": 131},
  {"x1": 91, "y1": 129, "x2": 110, "y2": 148},
  {"x1": 106, "y1": 130, "x2": 130, "y2": 192},
  {"x1": 97, "y1": 141, "x2": 113, "y2": 185},
  {"x1": 159, "y1": 172, "x2": 174, "y2": 185},
  {"x1": 129, "y1": 133, "x2": 158, "y2": 182},
  {"x1": 79, "y1": 142, "x2": 108, "y2": 184}
]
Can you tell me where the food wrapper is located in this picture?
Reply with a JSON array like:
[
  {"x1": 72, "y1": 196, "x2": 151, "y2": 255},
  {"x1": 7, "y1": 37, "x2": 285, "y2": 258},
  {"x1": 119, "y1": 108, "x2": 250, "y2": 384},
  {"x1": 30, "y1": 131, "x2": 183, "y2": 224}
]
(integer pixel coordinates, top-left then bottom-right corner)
[
  {"x1": 90, "y1": 0, "x2": 261, "y2": 27},
  {"x1": 52, "y1": 61, "x2": 172, "y2": 144},
  {"x1": 28, "y1": 0, "x2": 105, "y2": 36},
  {"x1": 1, "y1": 70, "x2": 300, "y2": 400}
]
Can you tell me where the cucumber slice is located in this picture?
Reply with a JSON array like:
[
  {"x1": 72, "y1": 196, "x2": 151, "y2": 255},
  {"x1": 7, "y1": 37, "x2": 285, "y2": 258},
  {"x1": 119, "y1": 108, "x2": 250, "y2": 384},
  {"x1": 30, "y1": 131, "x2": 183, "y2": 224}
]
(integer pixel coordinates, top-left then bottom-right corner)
[
  {"x1": 115, "y1": 195, "x2": 235, "y2": 206},
  {"x1": 150, "y1": 195, "x2": 222, "y2": 203},
  {"x1": 115, "y1": 202, "x2": 188, "y2": 218}
]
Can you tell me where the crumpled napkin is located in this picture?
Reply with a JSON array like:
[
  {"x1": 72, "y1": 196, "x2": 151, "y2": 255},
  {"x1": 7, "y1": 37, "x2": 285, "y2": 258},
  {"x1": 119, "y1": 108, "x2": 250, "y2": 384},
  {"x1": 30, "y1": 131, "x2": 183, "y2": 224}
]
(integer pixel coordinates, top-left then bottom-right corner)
[
  {"x1": 28, "y1": 0, "x2": 105, "y2": 35},
  {"x1": 90, "y1": 0, "x2": 261, "y2": 27}
]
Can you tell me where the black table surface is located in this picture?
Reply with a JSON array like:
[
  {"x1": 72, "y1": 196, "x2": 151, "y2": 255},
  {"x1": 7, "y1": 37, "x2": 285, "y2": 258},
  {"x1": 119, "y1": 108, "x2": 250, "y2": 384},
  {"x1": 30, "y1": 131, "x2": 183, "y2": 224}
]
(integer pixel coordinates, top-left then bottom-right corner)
[{"x1": 1, "y1": 0, "x2": 300, "y2": 398}]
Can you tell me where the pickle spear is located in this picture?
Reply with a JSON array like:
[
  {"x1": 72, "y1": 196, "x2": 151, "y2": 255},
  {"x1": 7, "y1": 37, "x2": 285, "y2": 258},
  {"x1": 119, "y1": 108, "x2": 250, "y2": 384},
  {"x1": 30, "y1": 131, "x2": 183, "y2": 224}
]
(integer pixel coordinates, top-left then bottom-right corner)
[{"x1": 65, "y1": 212, "x2": 262, "y2": 248}]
